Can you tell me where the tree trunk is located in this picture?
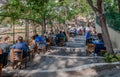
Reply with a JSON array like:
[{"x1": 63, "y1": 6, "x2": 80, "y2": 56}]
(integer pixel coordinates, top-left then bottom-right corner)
[
  {"x1": 12, "y1": 20, "x2": 15, "y2": 44},
  {"x1": 118, "y1": 0, "x2": 120, "y2": 12},
  {"x1": 32, "y1": 21, "x2": 37, "y2": 35},
  {"x1": 25, "y1": 20, "x2": 29, "y2": 42},
  {"x1": 87, "y1": 0, "x2": 114, "y2": 54},
  {"x1": 42, "y1": 14, "x2": 46, "y2": 34},
  {"x1": 99, "y1": 15, "x2": 114, "y2": 54},
  {"x1": 42, "y1": 19, "x2": 46, "y2": 34}
]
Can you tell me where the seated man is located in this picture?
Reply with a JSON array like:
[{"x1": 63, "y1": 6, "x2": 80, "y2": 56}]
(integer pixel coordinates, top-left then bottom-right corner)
[
  {"x1": 56, "y1": 31, "x2": 65, "y2": 46},
  {"x1": 35, "y1": 34, "x2": 46, "y2": 54},
  {"x1": 74, "y1": 28, "x2": 78, "y2": 36},
  {"x1": 11, "y1": 36, "x2": 29, "y2": 58}
]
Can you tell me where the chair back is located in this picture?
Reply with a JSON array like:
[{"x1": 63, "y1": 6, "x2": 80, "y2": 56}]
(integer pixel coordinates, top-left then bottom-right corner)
[
  {"x1": 87, "y1": 44, "x2": 95, "y2": 52},
  {"x1": 0, "y1": 48, "x2": 3, "y2": 64},
  {"x1": 0, "y1": 63, "x2": 2, "y2": 77},
  {"x1": 97, "y1": 33, "x2": 103, "y2": 40},
  {"x1": 47, "y1": 37, "x2": 54, "y2": 46},
  {"x1": 0, "y1": 48, "x2": 2, "y2": 55},
  {"x1": 0, "y1": 48, "x2": 2, "y2": 77},
  {"x1": 59, "y1": 37, "x2": 64, "y2": 42},
  {"x1": 11, "y1": 49, "x2": 23, "y2": 62}
]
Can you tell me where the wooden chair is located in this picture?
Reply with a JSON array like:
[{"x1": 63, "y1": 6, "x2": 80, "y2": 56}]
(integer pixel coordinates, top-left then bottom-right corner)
[
  {"x1": 0, "y1": 48, "x2": 2, "y2": 55},
  {"x1": 70, "y1": 32, "x2": 75, "y2": 37},
  {"x1": 86, "y1": 44, "x2": 96, "y2": 56},
  {"x1": 97, "y1": 33, "x2": 103, "y2": 41},
  {"x1": 28, "y1": 49, "x2": 34, "y2": 61},
  {"x1": 0, "y1": 63, "x2": 2, "y2": 77},
  {"x1": 46, "y1": 37, "x2": 52, "y2": 50},
  {"x1": 37, "y1": 43, "x2": 46, "y2": 54},
  {"x1": 48, "y1": 37, "x2": 54, "y2": 46},
  {"x1": 29, "y1": 43, "x2": 38, "y2": 60},
  {"x1": 46, "y1": 42, "x2": 51, "y2": 50},
  {"x1": 11, "y1": 49, "x2": 27, "y2": 69},
  {"x1": 0, "y1": 48, "x2": 3, "y2": 77},
  {"x1": 100, "y1": 49, "x2": 107, "y2": 56},
  {"x1": 58, "y1": 37, "x2": 65, "y2": 46}
]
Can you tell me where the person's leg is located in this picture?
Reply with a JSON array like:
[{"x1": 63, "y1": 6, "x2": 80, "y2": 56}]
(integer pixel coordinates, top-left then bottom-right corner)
[
  {"x1": 41, "y1": 44, "x2": 46, "y2": 54},
  {"x1": 55, "y1": 38, "x2": 58, "y2": 46},
  {"x1": 3, "y1": 53, "x2": 8, "y2": 67}
]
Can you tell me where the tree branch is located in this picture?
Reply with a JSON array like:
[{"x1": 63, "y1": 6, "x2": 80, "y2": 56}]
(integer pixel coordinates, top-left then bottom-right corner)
[
  {"x1": 97, "y1": 0, "x2": 103, "y2": 13},
  {"x1": 118, "y1": 0, "x2": 120, "y2": 13},
  {"x1": 87, "y1": 0, "x2": 99, "y2": 13}
]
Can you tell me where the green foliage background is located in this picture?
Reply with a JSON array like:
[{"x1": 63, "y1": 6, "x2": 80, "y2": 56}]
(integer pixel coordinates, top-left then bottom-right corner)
[{"x1": 104, "y1": 0, "x2": 120, "y2": 32}]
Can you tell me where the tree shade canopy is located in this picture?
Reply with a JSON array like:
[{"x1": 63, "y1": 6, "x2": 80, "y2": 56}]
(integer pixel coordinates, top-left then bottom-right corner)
[
  {"x1": 0, "y1": 0, "x2": 120, "y2": 32},
  {"x1": 0, "y1": 0, "x2": 120, "y2": 54}
]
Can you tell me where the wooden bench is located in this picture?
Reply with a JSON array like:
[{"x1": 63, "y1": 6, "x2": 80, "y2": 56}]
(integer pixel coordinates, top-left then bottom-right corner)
[{"x1": 11, "y1": 49, "x2": 27, "y2": 69}]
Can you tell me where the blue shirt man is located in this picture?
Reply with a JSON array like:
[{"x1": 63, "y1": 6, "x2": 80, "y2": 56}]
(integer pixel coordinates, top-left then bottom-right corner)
[
  {"x1": 11, "y1": 36, "x2": 29, "y2": 57},
  {"x1": 35, "y1": 35, "x2": 46, "y2": 46},
  {"x1": 56, "y1": 31, "x2": 65, "y2": 38},
  {"x1": 74, "y1": 28, "x2": 78, "y2": 35},
  {"x1": 56, "y1": 31, "x2": 65, "y2": 44}
]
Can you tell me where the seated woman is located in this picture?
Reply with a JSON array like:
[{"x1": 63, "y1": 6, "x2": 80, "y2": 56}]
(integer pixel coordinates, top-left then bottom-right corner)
[
  {"x1": 29, "y1": 35, "x2": 37, "y2": 51},
  {"x1": 11, "y1": 36, "x2": 29, "y2": 58},
  {"x1": 0, "y1": 36, "x2": 10, "y2": 67}
]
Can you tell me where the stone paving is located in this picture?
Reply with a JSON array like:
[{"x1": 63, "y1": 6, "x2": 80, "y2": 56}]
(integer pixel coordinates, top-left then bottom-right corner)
[{"x1": 2, "y1": 35, "x2": 113, "y2": 77}]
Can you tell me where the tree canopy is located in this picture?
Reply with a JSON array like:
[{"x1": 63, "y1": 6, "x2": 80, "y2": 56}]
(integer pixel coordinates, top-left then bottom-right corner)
[{"x1": 0, "y1": 0, "x2": 120, "y2": 32}]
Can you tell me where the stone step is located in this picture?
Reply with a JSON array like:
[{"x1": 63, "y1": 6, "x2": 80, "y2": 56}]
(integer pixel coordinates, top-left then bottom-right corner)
[
  {"x1": 75, "y1": 36, "x2": 86, "y2": 38},
  {"x1": 51, "y1": 46, "x2": 86, "y2": 50},
  {"x1": 48, "y1": 46, "x2": 86, "y2": 56},
  {"x1": 66, "y1": 41, "x2": 85, "y2": 45},
  {"x1": 66, "y1": 43, "x2": 85, "y2": 47},
  {"x1": 68, "y1": 38, "x2": 86, "y2": 42},
  {"x1": 4, "y1": 61, "x2": 120, "y2": 77},
  {"x1": 67, "y1": 40, "x2": 86, "y2": 44}
]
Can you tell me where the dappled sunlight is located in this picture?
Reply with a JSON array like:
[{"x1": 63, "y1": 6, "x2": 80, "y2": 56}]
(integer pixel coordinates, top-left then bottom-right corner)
[{"x1": 0, "y1": 0, "x2": 120, "y2": 77}]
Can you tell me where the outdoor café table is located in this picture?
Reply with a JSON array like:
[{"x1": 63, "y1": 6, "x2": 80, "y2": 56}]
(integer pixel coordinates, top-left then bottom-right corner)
[{"x1": 92, "y1": 40, "x2": 106, "y2": 56}]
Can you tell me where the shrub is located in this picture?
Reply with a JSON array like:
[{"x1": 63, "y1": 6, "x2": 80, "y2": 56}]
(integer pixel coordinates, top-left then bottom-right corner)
[{"x1": 104, "y1": 53, "x2": 120, "y2": 63}]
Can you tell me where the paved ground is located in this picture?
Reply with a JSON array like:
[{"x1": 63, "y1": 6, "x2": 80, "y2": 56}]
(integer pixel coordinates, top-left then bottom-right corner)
[{"x1": 2, "y1": 35, "x2": 119, "y2": 77}]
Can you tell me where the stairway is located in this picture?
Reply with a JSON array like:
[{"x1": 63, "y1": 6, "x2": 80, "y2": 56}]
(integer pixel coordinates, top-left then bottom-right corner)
[{"x1": 2, "y1": 35, "x2": 105, "y2": 77}]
